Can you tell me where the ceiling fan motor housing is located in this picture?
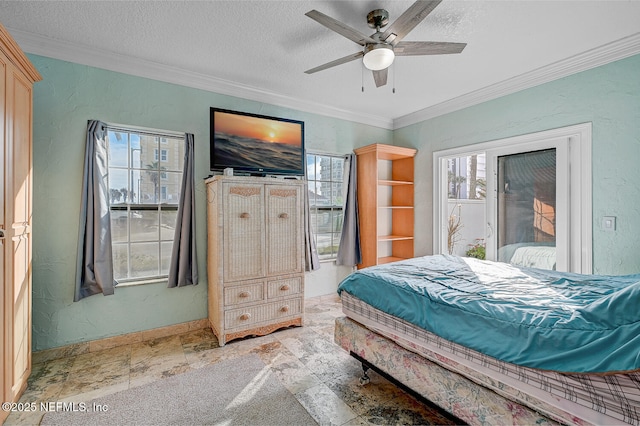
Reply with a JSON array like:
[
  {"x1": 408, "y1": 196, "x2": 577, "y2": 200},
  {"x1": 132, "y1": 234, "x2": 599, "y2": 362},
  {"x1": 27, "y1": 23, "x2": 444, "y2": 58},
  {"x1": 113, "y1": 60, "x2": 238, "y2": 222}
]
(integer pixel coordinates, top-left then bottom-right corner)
[
  {"x1": 364, "y1": 9, "x2": 395, "y2": 71},
  {"x1": 367, "y1": 9, "x2": 390, "y2": 29}
]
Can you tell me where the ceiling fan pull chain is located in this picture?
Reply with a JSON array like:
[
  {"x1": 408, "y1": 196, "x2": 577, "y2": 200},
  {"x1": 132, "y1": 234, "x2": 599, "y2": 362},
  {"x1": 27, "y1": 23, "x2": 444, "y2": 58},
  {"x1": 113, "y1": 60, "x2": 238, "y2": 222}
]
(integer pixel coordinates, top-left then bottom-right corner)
[
  {"x1": 361, "y1": 62, "x2": 365, "y2": 92},
  {"x1": 392, "y1": 63, "x2": 396, "y2": 94}
]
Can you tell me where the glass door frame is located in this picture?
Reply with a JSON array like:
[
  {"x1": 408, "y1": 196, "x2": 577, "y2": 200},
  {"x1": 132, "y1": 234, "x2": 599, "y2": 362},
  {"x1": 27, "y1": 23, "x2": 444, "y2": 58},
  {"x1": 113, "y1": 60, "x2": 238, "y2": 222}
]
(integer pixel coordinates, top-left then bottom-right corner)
[
  {"x1": 433, "y1": 123, "x2": 592, "y2": 273},
  {"x1": 485, "y1": 138, "x2": 568, "y2": 270}
]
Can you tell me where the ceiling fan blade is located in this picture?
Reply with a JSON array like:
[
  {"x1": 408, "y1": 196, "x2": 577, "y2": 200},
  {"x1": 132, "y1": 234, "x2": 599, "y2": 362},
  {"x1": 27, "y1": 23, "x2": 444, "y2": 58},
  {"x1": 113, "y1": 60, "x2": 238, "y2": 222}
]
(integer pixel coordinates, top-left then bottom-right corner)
[
  {"x1": 381, "y1": 0, "x2": 442, "y2": 45},
  {"x1": 372, "y1": 68, "x2": 388, "y2": 87},
  {"x1": 305, "y1": 51, "x2": 364, "y2": 74},
  {"x1": 306, "y1": 10, "x2": 377, "y2": 46},
  {"x1": 394, "y1": 41, "x2": 466, "y2": 56}
]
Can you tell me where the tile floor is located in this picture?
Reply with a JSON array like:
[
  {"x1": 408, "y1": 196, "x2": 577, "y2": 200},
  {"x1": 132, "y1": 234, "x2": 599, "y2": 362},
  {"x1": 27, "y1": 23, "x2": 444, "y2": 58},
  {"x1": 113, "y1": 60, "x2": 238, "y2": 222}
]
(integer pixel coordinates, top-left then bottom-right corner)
[{"x1": 5, "y1": 294, "x2": 459, "y2": 425}]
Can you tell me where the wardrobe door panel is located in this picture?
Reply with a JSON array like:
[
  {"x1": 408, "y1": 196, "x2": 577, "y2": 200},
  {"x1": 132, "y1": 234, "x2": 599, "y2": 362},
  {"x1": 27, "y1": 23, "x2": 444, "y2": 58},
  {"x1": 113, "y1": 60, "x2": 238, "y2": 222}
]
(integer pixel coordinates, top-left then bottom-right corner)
[
  {"x1": 223, "y1": 183, "x2": 265, "y2": 282},
  {"x1": 266, "y1": 184, "x2": 302, "y2": 276},
  {"x1": 0, "y1": 23, "x2": 41, "y2": 423}
]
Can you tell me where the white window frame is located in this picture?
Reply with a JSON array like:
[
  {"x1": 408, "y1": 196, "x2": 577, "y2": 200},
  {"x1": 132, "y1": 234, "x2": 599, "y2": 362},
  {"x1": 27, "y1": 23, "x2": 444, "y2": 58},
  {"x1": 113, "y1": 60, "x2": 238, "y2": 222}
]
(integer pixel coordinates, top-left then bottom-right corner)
[
  {"x1": 106, "y1": 123, "x2": 185, "y2": 284},
  {"x1": 433, "y1": 123, "x2": 592, "y2": 273},
  {"x1": 306, "y1": 152, "x2": 346, "y2": 261}
]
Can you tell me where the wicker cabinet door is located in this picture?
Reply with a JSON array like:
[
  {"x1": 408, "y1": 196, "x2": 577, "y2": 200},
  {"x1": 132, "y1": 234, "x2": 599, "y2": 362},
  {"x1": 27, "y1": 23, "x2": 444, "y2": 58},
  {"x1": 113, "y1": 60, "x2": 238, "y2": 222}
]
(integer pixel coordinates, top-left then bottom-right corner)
[
  {"x1": 223, "y1": 183, "x2": 265, "y2": 282},
  {"x1": 266, "y1": 184, "x2": 302, "y2": 276}
]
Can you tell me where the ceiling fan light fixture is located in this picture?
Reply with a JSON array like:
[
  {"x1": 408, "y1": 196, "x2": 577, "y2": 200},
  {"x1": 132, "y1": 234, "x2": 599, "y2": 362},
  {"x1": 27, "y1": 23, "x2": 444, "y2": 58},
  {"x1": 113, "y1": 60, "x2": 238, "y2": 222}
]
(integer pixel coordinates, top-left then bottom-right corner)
[{"x1": 363, "y1": 44, "x2": 395, "y2": 71}]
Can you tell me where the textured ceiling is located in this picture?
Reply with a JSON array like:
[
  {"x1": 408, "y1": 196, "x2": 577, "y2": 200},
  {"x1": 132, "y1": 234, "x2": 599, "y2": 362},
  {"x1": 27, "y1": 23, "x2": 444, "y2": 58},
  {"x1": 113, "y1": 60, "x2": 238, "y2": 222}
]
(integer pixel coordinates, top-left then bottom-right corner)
[{"x1": 2, "y1": 1, "x2": 640, "y2": 129}]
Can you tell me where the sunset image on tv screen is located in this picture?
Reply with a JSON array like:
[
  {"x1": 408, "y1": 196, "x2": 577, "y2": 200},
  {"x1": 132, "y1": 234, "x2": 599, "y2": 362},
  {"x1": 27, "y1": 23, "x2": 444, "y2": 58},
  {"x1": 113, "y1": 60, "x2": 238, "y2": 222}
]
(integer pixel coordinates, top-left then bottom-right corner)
[{"x1": 213, "y1": 111, "x2": 303, "y2": 173}]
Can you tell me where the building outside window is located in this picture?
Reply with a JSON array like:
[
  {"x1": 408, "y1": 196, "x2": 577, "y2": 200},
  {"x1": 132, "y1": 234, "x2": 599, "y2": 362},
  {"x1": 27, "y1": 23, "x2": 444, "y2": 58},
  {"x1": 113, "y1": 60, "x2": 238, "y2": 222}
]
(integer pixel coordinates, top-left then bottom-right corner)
[
  {"x1": 107, "y1": 126, "x2": 184, "y2": 282},
  {"x1": 306, "y1": 153, "x2": 345, "y2": 260}
]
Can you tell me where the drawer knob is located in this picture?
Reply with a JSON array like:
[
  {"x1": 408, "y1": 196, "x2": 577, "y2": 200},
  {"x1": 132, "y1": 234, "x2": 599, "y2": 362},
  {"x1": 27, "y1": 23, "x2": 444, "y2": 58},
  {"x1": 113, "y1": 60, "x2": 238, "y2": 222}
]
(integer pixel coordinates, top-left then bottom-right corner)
[
  {"x1": 240, "y1": 212, "x2": 250, "y2": 219},
  {"x1": 280, "y1": 284, "x2": 290, "y2": 291},
  {"x1": 279, "y1": 212, "x2": 289, "y2": 219},
  {"x1": 239, "y1": 313, "x2": 251, "y2": 321},
  {"x1": 280, "y1": 305, "x2": 289, "y2": 313},
  {"x1": 239, "y1": 291, "x2": 251, "y2": 298}
]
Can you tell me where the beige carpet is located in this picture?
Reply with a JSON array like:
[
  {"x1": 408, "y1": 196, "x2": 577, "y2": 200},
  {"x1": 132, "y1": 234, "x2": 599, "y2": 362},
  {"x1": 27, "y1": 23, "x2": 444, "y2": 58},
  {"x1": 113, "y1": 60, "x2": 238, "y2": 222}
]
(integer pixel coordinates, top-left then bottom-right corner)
[{"x1": 41, "y1": 354, "x2": 317, "y2": 425}]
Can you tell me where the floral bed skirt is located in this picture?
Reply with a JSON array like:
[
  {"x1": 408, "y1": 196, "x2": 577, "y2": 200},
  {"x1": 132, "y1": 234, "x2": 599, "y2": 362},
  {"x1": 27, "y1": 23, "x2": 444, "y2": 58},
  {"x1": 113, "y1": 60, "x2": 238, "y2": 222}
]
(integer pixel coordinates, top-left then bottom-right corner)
[{"x1": 335, "y1": 315, "x2": 566, "y2": 426}]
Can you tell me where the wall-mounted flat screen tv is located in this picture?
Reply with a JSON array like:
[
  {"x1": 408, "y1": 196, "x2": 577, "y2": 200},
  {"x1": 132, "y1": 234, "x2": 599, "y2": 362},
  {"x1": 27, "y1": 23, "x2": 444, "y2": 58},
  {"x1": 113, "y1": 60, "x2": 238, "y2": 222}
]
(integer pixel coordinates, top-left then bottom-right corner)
[{"x1": 210, "y1": 107, "x2": 305, "y2": 176}]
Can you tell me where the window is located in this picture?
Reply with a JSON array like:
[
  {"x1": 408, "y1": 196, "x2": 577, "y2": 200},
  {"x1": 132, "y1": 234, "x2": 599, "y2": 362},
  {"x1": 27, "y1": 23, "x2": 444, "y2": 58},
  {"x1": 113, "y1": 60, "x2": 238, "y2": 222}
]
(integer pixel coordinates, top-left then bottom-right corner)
[
  {"x1": 445, "y1": 154, "x2": 487, "y2": 257},
  {"x1": 107, "y1": 125, "x2": 185, "y2": 283},
  {"x1": 306, "y1": 153, "x2": 345, "y2": 260},
  {"x1": 447, "y1": 154, "x2": 486, "y2": 200}
]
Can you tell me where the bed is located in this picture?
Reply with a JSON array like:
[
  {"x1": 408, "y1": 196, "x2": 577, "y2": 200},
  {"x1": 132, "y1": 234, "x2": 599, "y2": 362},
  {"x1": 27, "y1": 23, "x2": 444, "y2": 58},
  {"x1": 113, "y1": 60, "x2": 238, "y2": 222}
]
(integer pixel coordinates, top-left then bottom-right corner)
[{"x1": 334, "y1": 255, "x2": 640, "y2": 425}]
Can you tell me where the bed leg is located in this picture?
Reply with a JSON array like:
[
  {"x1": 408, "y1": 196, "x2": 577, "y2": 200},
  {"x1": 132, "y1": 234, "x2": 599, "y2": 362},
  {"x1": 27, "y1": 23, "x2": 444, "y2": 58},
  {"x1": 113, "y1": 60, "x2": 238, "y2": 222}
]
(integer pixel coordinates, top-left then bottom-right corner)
[{"x1": 359, "y1": 363, "x2": 371, "y2": 386}]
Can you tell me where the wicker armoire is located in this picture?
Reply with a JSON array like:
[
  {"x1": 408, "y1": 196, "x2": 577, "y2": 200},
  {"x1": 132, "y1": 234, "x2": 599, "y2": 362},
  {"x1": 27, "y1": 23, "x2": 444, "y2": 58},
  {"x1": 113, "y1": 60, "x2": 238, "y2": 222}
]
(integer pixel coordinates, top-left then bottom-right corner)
[{"x1": 205, "y1": 175, "x2": 305, "y2": 346}]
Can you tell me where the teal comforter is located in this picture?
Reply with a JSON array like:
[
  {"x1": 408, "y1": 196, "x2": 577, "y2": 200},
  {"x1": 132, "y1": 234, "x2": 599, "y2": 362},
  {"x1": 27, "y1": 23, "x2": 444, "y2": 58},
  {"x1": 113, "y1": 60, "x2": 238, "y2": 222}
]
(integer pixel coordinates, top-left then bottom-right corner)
[{"x1": 337, "y1": 255, "x2": 640, "y2": 373}]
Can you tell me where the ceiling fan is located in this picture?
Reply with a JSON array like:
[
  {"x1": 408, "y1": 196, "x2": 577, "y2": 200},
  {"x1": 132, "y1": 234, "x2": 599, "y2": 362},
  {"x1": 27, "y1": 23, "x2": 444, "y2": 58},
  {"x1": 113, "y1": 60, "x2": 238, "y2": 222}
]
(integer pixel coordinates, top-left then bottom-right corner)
[{"x1": 304, "y1": 0, "x2": 466, "y2": 88}]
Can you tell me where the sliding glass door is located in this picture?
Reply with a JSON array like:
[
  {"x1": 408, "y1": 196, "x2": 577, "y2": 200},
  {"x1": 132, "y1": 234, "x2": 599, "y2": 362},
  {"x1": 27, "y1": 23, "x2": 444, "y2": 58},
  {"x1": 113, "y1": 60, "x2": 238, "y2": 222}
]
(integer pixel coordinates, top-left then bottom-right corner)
[
  {"x1": 495, "y1": 149, "x2": 560, "y2": 269},
  {"x1": 485, "y1": 137, "x2": 569, "y2": 271},
  {"x1": 433, "y1": 124, "x2": 591, "y2": 274}
]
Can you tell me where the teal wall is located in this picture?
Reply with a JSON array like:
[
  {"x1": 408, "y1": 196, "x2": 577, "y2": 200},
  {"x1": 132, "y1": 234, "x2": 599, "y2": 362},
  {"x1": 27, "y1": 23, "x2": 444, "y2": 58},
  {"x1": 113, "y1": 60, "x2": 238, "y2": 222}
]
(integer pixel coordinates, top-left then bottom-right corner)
[
  {"x1": 30, "y1": 52, "x2": 640, "y2": 351},
  {"x1": 394, "y1": 53, "x2": 640, "y2": 274},
  {"x1": 30, "y1": 55, "x2": 392, "y2": 351}
]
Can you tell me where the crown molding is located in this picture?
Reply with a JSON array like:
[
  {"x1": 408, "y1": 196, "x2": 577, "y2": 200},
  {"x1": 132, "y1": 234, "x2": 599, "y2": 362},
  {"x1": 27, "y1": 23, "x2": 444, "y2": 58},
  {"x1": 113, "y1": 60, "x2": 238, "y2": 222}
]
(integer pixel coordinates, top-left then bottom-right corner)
[
  {"x1": 9, "y1": 28, "x2": 394, "y2": 130},
  {"x1": 0, "y1": 23, "x2": 42, "y2": 82},
  {"x1": 10, "y1": 28, "x2": 640, "y2": 131},
  {"x1": 393, "y1": 32, "x2": 640, "y2": 129}
]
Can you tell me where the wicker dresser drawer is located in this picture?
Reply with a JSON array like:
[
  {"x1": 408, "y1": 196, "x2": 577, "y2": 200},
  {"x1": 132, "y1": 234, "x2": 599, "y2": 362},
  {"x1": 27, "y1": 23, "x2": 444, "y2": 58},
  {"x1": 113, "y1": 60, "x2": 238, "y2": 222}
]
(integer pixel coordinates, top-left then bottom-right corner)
[
  {"x1": 225, "y1": 297, "x2": 302, "y2": 329},
  {"x1": 224, "y1": 282, "x2": 264, "y2": 306},
  {"x1": 267, "y1": 276, "x2": 302, "y2": 299}
]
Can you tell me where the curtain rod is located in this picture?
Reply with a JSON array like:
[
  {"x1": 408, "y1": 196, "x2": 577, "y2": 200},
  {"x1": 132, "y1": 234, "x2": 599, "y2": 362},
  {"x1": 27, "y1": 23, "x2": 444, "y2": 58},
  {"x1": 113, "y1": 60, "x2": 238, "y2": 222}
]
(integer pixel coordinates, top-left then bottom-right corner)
[{"x1": 105, "y1": 121, "x2": 185, "y2": 139}]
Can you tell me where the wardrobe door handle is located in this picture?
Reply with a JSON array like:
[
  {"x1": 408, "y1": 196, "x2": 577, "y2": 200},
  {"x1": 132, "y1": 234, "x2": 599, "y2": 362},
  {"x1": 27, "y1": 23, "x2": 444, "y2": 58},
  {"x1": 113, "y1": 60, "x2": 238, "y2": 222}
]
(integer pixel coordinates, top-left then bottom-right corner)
[
  {"x1": 279, "y1": 213, "x2": 289, "y2": 219},
  {"x1": 240, "y1": 212, "x2": 250, "y2": 219}
]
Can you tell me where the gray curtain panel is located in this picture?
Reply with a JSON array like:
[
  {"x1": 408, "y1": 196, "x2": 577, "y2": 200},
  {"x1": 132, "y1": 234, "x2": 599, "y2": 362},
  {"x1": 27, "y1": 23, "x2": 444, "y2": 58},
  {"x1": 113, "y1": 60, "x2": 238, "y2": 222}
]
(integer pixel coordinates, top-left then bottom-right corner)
[
  {"x1": 304, "y1": 186, "x2": 321, "y2": 271},
  {"x1": 75, "y1": 120, "x2": 115, "y2": 301},
  {"x1": 168, "y1": 133, "x2": 198, "y2": 287},
  {"x1": 336, "y1": 153, "x2": 361, "y2": 266}
]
